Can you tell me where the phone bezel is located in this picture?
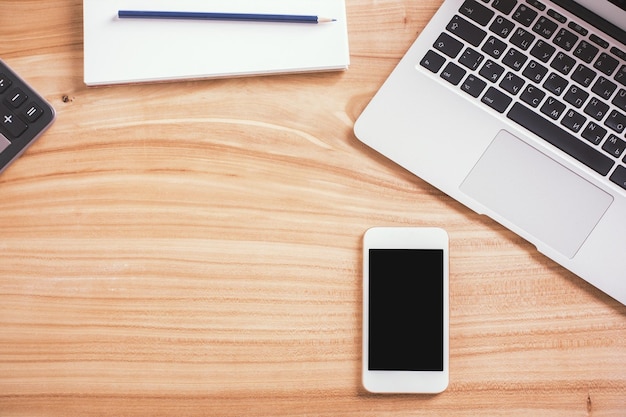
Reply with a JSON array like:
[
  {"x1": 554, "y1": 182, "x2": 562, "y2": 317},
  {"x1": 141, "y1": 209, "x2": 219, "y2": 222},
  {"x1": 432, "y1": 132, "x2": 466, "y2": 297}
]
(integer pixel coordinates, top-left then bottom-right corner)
[{"x1": 362, "y1": 227, "x2": 449, "y2": 394}]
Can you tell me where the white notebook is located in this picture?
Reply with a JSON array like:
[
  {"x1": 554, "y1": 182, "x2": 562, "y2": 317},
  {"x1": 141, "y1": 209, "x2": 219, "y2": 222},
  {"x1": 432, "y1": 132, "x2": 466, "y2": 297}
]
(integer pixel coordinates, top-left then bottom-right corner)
[{"x1": 83, "y1": 0, "x2": 350, "y2": 86}]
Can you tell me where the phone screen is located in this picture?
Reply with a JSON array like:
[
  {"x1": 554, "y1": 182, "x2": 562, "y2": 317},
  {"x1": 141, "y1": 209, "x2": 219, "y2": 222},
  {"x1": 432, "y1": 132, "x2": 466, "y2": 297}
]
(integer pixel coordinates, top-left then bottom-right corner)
[{"x1": 368, "y1": 249, "x2": 444, "y2": 371}]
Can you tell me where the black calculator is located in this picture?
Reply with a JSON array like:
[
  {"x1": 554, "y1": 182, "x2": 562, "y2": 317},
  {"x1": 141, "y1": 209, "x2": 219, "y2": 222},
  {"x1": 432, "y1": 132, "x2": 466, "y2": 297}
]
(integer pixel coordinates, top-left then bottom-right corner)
[{"x1": 0, "y1": 59, "x2": 55, "y2": 175}]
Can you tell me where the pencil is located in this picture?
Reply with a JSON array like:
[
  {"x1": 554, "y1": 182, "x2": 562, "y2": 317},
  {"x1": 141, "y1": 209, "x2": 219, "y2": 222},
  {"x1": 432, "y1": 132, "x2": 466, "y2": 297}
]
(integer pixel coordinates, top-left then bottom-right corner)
[{"x1": 117, "y1": 10, "x2": 336, "y2": 24}]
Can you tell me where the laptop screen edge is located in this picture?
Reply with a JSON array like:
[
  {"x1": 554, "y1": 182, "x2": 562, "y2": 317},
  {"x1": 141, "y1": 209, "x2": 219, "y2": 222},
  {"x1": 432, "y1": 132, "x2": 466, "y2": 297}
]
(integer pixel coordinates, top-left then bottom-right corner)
[{"x1": 570, "y1": 0, "x2": 626, "y2": 31}]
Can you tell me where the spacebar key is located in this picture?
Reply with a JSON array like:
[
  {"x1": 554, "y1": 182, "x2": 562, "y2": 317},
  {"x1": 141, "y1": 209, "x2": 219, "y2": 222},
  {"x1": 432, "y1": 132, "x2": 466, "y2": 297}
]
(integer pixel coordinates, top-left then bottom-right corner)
[{"x1": 507, "y1": 103, "x2": 614, "y2": 176}]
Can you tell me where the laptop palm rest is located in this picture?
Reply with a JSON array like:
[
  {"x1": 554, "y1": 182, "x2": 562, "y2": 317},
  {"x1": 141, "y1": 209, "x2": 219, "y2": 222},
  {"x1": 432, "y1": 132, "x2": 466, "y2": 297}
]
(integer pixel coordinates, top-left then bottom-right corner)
[{"x1": 460, "y1": 130, "x2": 613, "y2": 258}]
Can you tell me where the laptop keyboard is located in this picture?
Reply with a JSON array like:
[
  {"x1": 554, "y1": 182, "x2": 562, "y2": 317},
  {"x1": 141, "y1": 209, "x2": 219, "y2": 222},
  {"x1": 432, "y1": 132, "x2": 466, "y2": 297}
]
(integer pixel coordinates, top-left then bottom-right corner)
[
  {"x1": 420, "y1": 0, "x2": 626, "y2": 191},
  {"x1": 0, "y1": 59, "x2": 55, "y2": 175}
]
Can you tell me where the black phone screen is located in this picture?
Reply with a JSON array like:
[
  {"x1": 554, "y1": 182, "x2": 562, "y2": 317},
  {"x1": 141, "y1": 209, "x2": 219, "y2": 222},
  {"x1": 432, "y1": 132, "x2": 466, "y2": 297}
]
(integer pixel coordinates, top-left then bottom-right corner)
[{"x1": 368, "y1": 249, "x2": 444, "y2": 371}]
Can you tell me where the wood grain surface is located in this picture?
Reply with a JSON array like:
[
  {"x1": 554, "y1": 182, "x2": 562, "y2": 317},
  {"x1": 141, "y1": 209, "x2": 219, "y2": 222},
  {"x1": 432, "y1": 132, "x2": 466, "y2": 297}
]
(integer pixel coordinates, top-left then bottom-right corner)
[{"x1": 1, "y1": 0, "x2": 624, "y2": 415}]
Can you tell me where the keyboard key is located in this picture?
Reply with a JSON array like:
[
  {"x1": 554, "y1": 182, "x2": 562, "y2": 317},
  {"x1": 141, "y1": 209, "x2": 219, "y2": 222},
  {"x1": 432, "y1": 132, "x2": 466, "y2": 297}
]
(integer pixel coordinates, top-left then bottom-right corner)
[
  {"x1": 609, "y1": 165, "x2": 626, "y2": 190},
  {"x1": 561, "y1": 109, "x2": 587, "y2": 133},
  {"x1": 522, "y1": 60, "x2": 548, "y2": 83},
  {"x1": 568, "y1": 21, "x2": 588, "y2": 37},
  {"x1": 482, "y1": 36, "x2": 508, "y2": 58},
  {"x1": 521, "y1": 84, "x2": 546, "y2": 107},
  {"x1": 447, "y1": 15, "x2": 487, "y2": 47},
  {"x1": 584, "y1": 97, "x2": 610, "y2": 121},
  {"x1": 532, "y1": 16, "x2": 558, "y2": 39},
  {"x1": 507, "y1": 102, "x2": 614, "y2": 175},
  {"x1": 582, "y1": 122, "x2": 607, "y2": 145},
  {"x1": 482, "y1": 86, "x2": 512, "y2": 112},
  {"x1": 602, "y1": 134, "x2": 626, "y2": 158},
  {"x1": 459, "y1": 47, "x2": 485, "y2": 70},
  {"x1": 490, "y1": 15, "x2": 515, "y2": 38},
  {"x1": 615, "y1": 65, "x2": 626, "y2": 86},
  {"x1": 512, "y1": 4, "x2": 538, "y2": 27},
  {"x1": 440, "y1": 62, "x2": 466, "y2": 85},
  {"x1": 553, "y1": 28, "x2": 578, "y2": 51},
  {"x1": 526, "y1": 0, "x2": 546, "y2": 11},
  {"x1": 543, "y1": 72, "x2": 568, "y2": 96},
  {"x1": 574, "y1": 40, "x2": 599, "y2": 63},
  {"x1": 605, "y1": 110, "x2": 626, "y2": 134},
  {"x1": 510, "y1": 27, "x2": 535, "y2": 50},
  {"x1": 540, "y1": 96, "x2": 566, "y2": 120},
  {"x1": 500, "y1": 71, "x2": 525, "y2": 94},
  {"x1": 563, "y1": 85, "x2": 589, "y2": 108},
  {"x1": 547, "y1": 9, "x2": 567, "y2": 24},
  {"x1": 434, "y1": 32, "x2": 464, "y2": 58},
  {"x1": 503, "y1": 47, "x2": 528, "y2": 71},
  {"x1": 593, "y1": 53, "x2": 619, "y2": 76},
  {"x1": 610, "y1": 46, "x2": 626, "y2": 61},
  {"x1": 550, "y1": 52, "x2": 575, "y2": 75},
  {"x1": 460, "y1": 74, "x2": 487, "y2": 97},
  {"x1": 571, "y1": 64, "x2": 596, "y2": 87},
  {"x1": 612, "y1": 89, "x2": 626, "y2": 111},
  {"x1": 530, "y1": 40, "x2": 555, "y2": 62},
  {"x1": 591, "y1": 76, "x2": 617, "y2": 100},
  {"x1": 589, "y1": 34, "x2": 609, "y2": 50},
  {"x1": 420, "y1": 50, "x2": 446, "y2": 73},
  {"x1": 492, "y1": 0, "x2": 518, "y2": 15},
  {"x1": 459, "y1": 0, "x2": 495, "y2": 26},
  {"x1": 479, "y1": 60, "x2": 505, "y2": 82}
]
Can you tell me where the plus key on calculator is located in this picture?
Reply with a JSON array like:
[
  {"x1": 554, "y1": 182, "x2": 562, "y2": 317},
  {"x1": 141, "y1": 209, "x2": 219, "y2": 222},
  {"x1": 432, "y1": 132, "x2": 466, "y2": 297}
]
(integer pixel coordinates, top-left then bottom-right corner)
[{"x1": 0, "y1": 59, "x2": 55, "y2": 175}]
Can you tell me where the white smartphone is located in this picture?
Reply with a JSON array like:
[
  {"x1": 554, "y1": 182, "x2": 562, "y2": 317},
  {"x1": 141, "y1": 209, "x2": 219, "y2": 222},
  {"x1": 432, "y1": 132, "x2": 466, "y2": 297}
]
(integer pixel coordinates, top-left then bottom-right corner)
[{"x1": 362, "y1": 227, "x2": 449, "y2": 394}]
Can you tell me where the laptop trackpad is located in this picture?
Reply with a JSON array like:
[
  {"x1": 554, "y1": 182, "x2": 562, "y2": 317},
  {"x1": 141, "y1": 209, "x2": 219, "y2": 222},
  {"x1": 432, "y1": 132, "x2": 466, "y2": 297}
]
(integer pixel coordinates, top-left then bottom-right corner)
[{"x1": 460, "y1": 130, "x2": 613, "y2": 258}]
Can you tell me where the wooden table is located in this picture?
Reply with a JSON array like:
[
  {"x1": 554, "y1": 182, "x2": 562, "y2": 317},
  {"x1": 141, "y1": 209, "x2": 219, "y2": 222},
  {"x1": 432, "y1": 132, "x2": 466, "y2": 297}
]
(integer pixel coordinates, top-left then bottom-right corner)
[{"x1": 1, "y1": 0, "x2": 624, "y2": 415}]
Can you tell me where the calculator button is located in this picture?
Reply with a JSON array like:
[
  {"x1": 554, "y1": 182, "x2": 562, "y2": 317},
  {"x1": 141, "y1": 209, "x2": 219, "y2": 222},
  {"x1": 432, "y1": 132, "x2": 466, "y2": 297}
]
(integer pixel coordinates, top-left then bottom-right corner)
[
  {"x1": 0, "y1": 74, "x2": 11, "y2": 93},
  {"x1": 0, "y1": 104, "x2": 28, "y2": 138},
  {"x1": 21, "y1": 102, "x2": 44, "y2": 123},
  {"x1": 0, "y1": 133, "x2": 10, "y2": 153},
  {"x1": 7, "y1": 88, "x2": 28, "y2": 108}
]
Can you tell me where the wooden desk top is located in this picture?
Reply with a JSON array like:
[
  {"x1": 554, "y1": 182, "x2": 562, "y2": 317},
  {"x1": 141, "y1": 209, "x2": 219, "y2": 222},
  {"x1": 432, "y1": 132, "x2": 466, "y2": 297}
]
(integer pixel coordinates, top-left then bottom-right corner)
[{"x1": 1, "y1": 0, "x2": 624, "y2": 415}]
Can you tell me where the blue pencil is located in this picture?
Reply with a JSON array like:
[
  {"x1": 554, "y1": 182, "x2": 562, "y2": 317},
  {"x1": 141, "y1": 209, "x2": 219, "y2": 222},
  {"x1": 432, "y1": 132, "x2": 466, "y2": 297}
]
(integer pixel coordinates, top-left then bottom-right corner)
[{"x1": 117, "y1": 10, "x2": 336, "y2": 24}]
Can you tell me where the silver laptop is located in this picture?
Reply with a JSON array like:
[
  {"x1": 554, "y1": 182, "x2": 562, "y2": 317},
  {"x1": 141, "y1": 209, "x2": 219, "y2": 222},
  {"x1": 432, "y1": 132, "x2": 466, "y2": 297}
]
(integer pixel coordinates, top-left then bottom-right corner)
[{"x1": 354, "y1": 0, "x2": 626, "y2": 305}]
